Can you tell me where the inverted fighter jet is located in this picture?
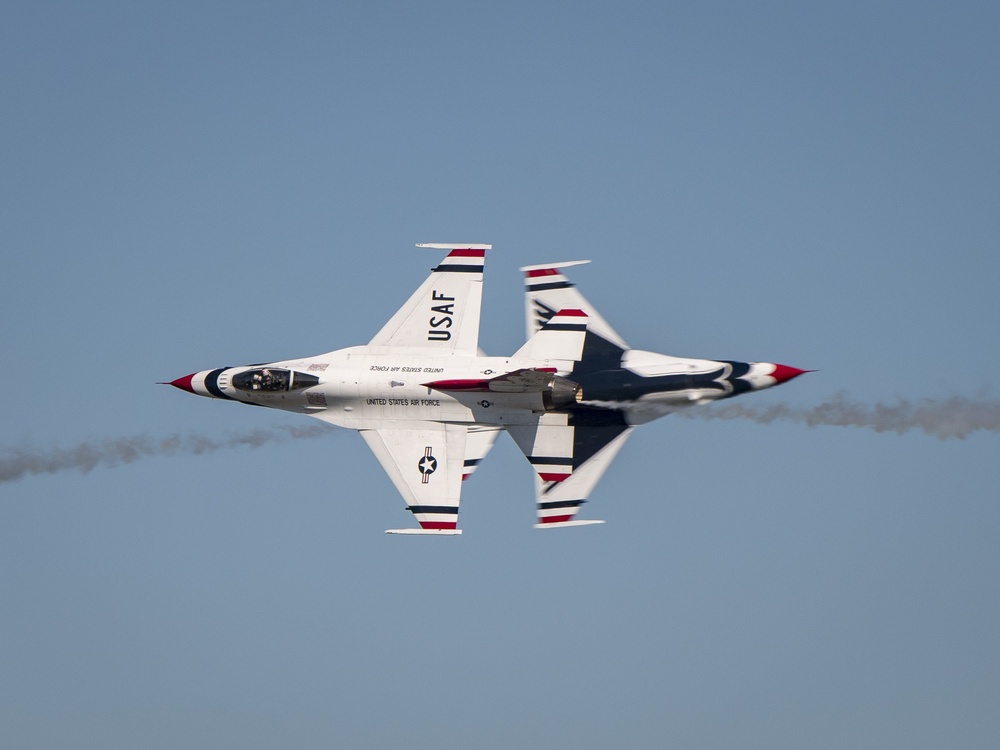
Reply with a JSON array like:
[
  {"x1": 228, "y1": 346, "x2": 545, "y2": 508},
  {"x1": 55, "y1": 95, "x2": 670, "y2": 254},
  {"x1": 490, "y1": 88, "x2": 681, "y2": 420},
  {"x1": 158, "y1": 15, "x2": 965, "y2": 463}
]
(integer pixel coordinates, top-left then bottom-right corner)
[{"x1": 166, "y1": 244, "x2": 807, "y2": 534}]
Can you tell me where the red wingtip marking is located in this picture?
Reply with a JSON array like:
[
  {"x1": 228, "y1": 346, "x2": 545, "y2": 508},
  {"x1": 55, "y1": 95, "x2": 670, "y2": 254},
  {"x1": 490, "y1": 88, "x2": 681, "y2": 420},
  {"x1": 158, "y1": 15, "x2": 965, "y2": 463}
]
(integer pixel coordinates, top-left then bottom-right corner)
[
  {"x1": 447, "y1": 248, "x2": 485, "y2": 258},
  {"x1": 462, "y1": 473, "x2": 471, "y2": 481},
  {"x1": 555, "y1": 308, "x2": 587, "y2": 317},
  {"x1": 526, "y1": 268, "x2": 559, "y2": 278},
  {"x1": 770, "y1": 364, "x2": 810, "y2": 384},
  {"x1": 540, "y1": 515, "x2": 574, "y2": 524},
  {"x1": 539, "y1": 472, "x2": 571, "y2": 482},
  {"x1": 166, "y1": 373, "x2": 196, "y2": 393},
  {"x1": 419, "y1": 521, "x2": 458, "y2": 530}
]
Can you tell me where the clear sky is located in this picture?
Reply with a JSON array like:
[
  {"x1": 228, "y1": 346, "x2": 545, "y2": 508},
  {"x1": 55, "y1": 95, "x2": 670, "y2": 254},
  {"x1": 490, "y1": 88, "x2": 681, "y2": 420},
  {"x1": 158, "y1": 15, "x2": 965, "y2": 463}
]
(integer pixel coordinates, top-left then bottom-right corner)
[{"x1": 2, "y1": 2, "x2": 998, "y2": 748}]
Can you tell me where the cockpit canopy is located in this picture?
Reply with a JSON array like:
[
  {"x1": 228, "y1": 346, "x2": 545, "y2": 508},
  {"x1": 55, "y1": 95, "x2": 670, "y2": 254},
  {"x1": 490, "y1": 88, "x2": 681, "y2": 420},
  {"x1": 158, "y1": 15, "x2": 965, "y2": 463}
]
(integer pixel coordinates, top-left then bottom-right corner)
[{"x1": 232, "y1": 367, "x2": 320, "y2": 393}]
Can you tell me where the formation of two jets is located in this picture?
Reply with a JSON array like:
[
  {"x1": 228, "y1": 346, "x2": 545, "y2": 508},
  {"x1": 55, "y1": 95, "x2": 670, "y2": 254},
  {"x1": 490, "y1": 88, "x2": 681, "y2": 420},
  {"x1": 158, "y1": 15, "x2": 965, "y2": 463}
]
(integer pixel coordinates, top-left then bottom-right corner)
[{"x1": 167, "y1": 244, "x2": 806, "y2": 534}]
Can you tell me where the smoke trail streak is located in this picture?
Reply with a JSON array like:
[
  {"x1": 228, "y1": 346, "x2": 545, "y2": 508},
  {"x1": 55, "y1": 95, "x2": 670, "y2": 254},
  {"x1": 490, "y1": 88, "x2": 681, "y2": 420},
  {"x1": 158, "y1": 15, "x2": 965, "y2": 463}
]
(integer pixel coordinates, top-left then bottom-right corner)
[
  {"x1": 0, "y1": 424, "x2": 335, "y2": 485},
  {"x1": 674, "y1": 393, "x2": 1000, "y2": 440},
  {"x1": 3, "y1": 395, "x2": 994, "y2": 485}
]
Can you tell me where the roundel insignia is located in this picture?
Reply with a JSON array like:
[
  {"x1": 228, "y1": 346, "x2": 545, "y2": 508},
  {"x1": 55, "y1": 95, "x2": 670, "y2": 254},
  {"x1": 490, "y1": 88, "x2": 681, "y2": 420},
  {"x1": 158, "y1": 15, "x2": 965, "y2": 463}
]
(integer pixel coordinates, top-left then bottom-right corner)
[{"x1": 418, "y1": 447, "x2": 438, "y2": 484}]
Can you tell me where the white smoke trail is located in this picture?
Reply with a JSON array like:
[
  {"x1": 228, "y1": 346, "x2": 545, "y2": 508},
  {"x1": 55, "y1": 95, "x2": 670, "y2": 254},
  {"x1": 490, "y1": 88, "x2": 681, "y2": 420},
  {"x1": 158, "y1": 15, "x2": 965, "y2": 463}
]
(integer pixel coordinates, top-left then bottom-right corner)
[
  {"x1": 0, "y1": 423, "x2": 335, "y2": 485},
  {"x1": 3, "y1": 395, "x2": 994, "y2": 485},
  {"x1": 674, "y1": 393, "x2": 1000, "y2": 440}
]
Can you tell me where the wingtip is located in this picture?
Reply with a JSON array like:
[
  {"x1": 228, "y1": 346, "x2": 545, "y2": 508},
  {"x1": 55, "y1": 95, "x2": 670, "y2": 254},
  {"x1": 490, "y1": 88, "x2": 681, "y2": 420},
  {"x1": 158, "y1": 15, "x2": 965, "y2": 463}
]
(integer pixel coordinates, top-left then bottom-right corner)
[
  {"x1": 417, "y1": 243, "x2": 492, "y2": 250},
  {"x1": 385, "y1": 528, "x2": 463, "y2": 536},
  {"x1": 519, "y1": 260, "x2": 591, "y2": 273}
]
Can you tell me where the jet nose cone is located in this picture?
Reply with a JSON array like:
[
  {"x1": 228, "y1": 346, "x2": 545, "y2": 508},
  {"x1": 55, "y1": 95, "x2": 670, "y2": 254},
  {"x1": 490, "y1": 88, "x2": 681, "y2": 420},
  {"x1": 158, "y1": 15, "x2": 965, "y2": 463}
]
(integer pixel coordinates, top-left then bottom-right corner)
[
  {"x1": 770, "y1": 364, "x2": 811, "y2": 384},
  {"x1": 162, "y1": 373, "x2": 197, "y2": 393}
]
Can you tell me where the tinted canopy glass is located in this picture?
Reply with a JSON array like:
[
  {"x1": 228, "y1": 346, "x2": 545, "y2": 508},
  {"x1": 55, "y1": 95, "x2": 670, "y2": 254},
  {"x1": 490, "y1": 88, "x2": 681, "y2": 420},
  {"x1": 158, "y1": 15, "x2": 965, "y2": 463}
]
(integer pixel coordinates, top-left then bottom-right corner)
[{"x1": 232, "y1": 368, "x2": 320, "y2": 392}]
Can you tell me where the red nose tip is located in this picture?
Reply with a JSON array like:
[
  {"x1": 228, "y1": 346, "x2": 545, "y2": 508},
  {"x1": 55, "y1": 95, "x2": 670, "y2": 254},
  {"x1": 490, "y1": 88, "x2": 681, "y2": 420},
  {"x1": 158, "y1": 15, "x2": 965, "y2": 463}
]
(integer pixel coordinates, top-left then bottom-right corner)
[
  {"x1": 771, "y1": 364, "x2": 810, "y2": 384},
  {"x1": 162, "y1": 373, "x2": 196, "y2": 393}
]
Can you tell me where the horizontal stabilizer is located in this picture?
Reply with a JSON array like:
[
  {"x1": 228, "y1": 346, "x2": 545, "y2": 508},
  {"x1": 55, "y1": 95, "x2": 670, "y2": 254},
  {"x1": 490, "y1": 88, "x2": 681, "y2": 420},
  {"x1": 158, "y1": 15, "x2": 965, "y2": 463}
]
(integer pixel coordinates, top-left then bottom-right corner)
[
  {"x1": 513, "y1": 308, "x2": 589, "y2": 362},
  {"x1": 385, "y1": 528, "x2": 463, "y2": 536},
  {"x1": 533, "y1": 519, "x2": 606, "y2": 529}
]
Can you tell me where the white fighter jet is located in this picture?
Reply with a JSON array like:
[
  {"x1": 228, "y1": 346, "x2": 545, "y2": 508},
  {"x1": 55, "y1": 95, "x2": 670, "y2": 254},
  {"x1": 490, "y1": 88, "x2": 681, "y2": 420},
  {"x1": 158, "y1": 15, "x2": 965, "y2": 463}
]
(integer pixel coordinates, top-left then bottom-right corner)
[{"x1": 166, "y1": 244, "x2": 807, "y2": 535}]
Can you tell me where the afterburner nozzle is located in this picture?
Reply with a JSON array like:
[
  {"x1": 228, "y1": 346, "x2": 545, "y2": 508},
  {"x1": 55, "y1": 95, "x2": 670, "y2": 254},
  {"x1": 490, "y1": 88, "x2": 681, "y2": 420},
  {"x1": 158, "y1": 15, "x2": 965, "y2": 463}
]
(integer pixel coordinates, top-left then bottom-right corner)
[{"x1": 543, "y1": 375, "x2": 583, "y2": 410}]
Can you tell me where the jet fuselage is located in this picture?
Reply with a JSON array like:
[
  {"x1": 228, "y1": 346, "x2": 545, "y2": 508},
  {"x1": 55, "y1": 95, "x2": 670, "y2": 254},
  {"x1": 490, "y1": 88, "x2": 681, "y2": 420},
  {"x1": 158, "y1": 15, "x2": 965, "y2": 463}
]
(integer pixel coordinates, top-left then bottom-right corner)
[
  {"x1": 170, "y1": 347, "x2": 803, "y2": 429},
  {"x1": 166, "y1": 244, "x2": 807, "y2": 533}
]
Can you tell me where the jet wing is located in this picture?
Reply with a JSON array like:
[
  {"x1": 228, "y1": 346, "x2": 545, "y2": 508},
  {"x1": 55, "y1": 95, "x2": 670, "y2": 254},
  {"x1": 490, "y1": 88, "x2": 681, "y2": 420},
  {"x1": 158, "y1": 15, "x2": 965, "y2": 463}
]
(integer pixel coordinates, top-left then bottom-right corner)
[
  {"x1": 359, "y1": 421, "x2": 476, "y2": 534},
  {"x1": 368, "y1": 244, "x2": 490, "y2": 355},
  {"x1": 506, "y1": 411, "x2": 634, "y2": 528},
  {"x1": 520, "y1": 260, "x2": 629, "y2": 349}
]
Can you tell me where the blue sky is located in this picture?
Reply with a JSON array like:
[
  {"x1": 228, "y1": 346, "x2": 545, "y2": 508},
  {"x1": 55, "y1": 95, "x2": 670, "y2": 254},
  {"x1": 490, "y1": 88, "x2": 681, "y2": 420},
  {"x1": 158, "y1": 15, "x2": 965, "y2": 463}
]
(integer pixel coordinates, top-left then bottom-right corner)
[{"x1": 2, "y1": 2, "x2": 998, "y2": 748}]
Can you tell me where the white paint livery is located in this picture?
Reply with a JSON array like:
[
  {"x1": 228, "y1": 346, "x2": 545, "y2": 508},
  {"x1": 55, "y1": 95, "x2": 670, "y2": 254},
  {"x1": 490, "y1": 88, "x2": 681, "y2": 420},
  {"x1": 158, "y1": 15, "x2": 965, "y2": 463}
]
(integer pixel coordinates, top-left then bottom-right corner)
[
  {"x1": 513, "y1": 308, "x2": 588, "y2": 365},
  {"x1": 167, "y1": 244, "x2": 808, "y2": 535},
  {"x1": 521, "y1": 260, "x2": 629, "y2": 348}
]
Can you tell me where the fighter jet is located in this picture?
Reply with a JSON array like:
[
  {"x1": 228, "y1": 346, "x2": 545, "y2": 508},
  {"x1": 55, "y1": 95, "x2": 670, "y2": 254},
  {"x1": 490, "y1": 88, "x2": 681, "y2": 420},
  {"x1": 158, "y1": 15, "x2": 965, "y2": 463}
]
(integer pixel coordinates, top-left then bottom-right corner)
[{"x1": 166, "y1": 244, "x2": 807, "y2": 534}]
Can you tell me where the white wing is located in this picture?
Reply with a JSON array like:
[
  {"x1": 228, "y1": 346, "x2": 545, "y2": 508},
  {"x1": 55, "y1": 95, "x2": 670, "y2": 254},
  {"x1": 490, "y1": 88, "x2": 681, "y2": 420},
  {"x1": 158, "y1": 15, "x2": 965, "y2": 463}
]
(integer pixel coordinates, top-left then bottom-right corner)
[
  {"x1": 507, "y1": 413, "x2": 633, "y2": 528},
  {"x1": 520, "y1": 260, "x2": 628, "y2": 349},
  {"x1": 368, "y1": 244, "x2": 491, "y2": 355},
  {"x1": 530, "y1": 426, "x2": 633, "y2": 528},
  {"x1": 359, "y1": 421, "x2": 468, "y2": 535}
]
